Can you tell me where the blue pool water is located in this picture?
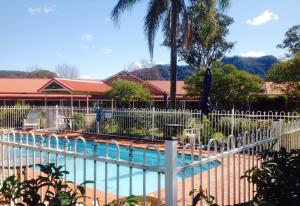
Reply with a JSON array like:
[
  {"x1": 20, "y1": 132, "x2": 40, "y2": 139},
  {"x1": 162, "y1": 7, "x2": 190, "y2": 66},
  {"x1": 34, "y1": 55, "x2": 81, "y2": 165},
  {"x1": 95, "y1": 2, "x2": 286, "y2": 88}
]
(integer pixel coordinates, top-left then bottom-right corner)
[{"x1": 3, "y1": 134, "x2": 218, "y2": 196}]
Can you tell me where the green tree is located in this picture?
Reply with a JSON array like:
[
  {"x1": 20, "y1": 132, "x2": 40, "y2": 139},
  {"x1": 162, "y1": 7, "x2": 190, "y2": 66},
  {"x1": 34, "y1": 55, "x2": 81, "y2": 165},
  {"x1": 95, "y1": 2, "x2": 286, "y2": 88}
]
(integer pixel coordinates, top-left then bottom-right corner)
[
  {"x1": 27, "y1": 70, "x2": 57, "y2": 78},
  {"x1": 266, "y1": 54, "x2": 300, "y2": 96},
  {"x1": 111, "y1": 0, "x2": 229, "y2": 108},
  {"x1": 185, "y1": 63, "x2": 262, "y2": 109},
  {"x1": 107, "y1": 79, "x2": 152, "y2": 107},
  {"x1": 177, "y1": 8, "x2": 234, "y2": 68},
  {"x1": 277, "y1": 24, "x2": 300, "y2": 57}
]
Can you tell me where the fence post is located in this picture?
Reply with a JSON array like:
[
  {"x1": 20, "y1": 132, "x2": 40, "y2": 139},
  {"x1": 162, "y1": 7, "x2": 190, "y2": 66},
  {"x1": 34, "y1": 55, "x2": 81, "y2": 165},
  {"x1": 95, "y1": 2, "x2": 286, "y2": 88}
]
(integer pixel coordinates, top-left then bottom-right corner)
[
  {"x1": 165, "y1": 136, "x2": 177, "y2": 205},
  {"x1": 272, "y1": 119, "x2": 282, "y2": 138},
  {"x1": 273, "y1": 119, "x2": 282, "y2": 150},
  {"x1": 231, "y1": 108, "x2": 235, "y2": 135},
  {"x1": 55, "y1": 105, "x2": 58, "y2": 129},
  {"x1": 151, "y1": 107, "x2": 155, "y2": 140}
]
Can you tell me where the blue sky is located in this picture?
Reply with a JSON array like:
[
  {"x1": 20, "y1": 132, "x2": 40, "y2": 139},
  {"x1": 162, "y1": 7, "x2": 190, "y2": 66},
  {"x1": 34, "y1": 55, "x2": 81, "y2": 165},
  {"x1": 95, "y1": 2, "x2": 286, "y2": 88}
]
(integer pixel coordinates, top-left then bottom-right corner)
[{"x1": 0, "y1": 0, "x2": 299, "y2": 79}]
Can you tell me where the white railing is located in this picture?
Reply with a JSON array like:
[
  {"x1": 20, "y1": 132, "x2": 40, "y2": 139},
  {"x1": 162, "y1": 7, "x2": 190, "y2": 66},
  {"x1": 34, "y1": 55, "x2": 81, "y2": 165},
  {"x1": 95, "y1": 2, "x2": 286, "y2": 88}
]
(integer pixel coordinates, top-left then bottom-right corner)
[
  {"x1": 0, "y1": 106, "x2": 299, "y2": 144},
  {"x1": 1, "y1": 118, "x2": 300, "y2": 205}
]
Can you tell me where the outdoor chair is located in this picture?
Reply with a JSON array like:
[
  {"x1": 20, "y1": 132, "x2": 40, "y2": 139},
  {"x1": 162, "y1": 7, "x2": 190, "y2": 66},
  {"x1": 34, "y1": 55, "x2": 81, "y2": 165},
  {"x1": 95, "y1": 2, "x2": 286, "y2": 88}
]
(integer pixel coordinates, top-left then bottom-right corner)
[
  {"x1": 56, "y1": 115, "x2": 66, "y2": 132},
  {"x1": 183, "y1": 123, "x2": 203, "y2": 147},
  {"x1": 23, "y1": 112, "x2": 40, "y2": 130}
]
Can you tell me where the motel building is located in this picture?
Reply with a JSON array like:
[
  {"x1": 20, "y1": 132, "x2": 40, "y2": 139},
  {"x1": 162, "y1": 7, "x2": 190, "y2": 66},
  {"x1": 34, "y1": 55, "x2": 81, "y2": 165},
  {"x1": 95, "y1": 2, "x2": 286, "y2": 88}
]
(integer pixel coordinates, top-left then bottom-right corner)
[
  {"x1": 0, "y1": 71, "x2": 198, "y2": 109},
  {"x1": 0, "y1": 78, "x2": 112, "y2": 107},
  {"x1": 0, "y1": 70, "x2": 286, "y2": 109}
]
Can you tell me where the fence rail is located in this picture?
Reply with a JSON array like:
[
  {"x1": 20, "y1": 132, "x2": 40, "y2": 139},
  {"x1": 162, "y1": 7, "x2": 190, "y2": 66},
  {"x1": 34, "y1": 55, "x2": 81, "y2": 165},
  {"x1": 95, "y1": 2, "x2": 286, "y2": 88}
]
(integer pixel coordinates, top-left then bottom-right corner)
[
  {"x1": 0, "y1": 106, "x2": 299, "y2": 145},
  {"x1": 1, "y1": 117, "x2": 300, "y2": 205}
]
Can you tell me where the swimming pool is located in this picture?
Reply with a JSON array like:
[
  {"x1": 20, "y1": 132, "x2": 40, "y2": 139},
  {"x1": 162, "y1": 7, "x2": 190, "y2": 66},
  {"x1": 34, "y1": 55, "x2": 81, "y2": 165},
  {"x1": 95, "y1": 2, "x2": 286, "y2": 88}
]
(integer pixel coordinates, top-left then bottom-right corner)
[{"x1": 3, "y1": 134, "x2": 218, "y2": 196}]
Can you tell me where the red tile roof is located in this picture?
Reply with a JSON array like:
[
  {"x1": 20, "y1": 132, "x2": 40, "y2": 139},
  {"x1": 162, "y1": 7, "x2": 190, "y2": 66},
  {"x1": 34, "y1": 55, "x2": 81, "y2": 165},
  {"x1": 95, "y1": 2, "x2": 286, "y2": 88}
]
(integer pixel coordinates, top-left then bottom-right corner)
[
  {"x1": 0, "y1": 94, "x2": 91, "y2": 99},
  {"x1": 39, "y1": 78, "x2": 111, "y2": 94},
  {"x1": 147, "y1": 80, "x2": 187, "y2": 96},
  {"x1": 0, "y1": 78, "x2": 51, "y2": 93}
]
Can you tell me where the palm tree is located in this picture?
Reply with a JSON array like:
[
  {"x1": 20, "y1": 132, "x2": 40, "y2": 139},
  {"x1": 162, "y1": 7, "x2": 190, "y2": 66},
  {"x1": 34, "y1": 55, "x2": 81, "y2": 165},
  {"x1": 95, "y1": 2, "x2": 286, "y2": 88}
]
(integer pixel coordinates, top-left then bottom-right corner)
[{"x1": 111, "y1": 0, "x2": 229, "y2": 109}]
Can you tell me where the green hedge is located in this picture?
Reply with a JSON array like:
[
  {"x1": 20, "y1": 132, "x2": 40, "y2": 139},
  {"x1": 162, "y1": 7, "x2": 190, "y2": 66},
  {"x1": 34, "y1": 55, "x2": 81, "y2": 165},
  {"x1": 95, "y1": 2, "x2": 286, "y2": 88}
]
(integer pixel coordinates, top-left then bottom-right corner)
[{"x1": 251, "y1": 95, "x2": 288, "y2": 111}]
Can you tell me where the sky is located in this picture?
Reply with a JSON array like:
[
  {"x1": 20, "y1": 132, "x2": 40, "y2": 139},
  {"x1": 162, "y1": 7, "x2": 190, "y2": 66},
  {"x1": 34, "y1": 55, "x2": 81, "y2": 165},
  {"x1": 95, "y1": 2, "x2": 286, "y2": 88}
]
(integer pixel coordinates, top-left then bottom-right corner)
[{"x1": 0, "y1": 0, "x2": 299, "y2": 79}]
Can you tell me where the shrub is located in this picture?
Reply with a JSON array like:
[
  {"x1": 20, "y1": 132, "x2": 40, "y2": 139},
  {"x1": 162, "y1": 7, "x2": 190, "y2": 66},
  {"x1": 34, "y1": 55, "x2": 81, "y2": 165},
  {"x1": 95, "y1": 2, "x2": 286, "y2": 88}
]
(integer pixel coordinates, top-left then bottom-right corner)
[
  {"x1": 212, "y1": 132, "x2": 225, "y2": 143},
  {"x1": 242, "y1": 147, "x2": 300, "y2": 206},
  {"x1": 73, "y1": 112, "x2": 86, "y2": 131},
  {"x1": 0, "y1": 163, "x2": 92, "y2": 206},
  {"x1": 252, "y1": 95, "x2": 288, "y2": 111},
  {"x1": 189, "y1": 187, "x2": 218, "y2": 206}
]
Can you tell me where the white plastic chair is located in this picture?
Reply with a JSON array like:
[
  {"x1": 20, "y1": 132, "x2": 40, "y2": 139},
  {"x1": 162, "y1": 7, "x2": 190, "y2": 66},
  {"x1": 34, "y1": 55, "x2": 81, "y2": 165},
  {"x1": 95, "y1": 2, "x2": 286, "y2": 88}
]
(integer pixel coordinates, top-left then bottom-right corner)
[
  {"x1": 56, "y1": 115, "x2": 66, "y2": 132},
  {"x1": 23, "y1": 112, "x2": 40, "y2": 129}
]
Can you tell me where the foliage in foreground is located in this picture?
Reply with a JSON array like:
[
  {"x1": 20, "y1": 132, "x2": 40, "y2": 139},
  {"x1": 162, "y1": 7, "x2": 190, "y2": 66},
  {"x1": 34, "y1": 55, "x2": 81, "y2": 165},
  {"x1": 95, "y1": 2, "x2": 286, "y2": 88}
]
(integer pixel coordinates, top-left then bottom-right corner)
[
  {"x1": 189, "y1": 187, "x2": 218, "y2": 206},
  {"x1": 105, "y1": 195, "x2": 139, "y2": 206},
  {"x1": 242, "y1": 147, "x2": 300, "y2": 206},
  {"x1": 0, "y1": 163, "x2": 92, "y2": 206}
]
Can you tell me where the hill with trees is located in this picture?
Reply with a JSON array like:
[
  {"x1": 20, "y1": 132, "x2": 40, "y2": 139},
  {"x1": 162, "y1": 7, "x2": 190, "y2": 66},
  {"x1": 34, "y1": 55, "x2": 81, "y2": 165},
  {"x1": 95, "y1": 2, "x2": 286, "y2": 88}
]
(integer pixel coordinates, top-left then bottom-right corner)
[
  {"x1": 222, "y1": 55, "x2": 279, "y2": 77},
  {"x1": 0, "y1": 70, "x2": 57, "y2": 78},
  {"x1": 132, "y1": 55, "x2": 279, "y2": 80}
]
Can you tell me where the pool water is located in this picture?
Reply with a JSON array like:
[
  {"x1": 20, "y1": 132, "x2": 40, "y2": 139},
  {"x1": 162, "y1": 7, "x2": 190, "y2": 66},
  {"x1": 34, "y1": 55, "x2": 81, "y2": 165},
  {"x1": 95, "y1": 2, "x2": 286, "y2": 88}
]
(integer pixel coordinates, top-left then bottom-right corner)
[{"x1": 3, "y1": 134, "x2": 218, "y2": 196}]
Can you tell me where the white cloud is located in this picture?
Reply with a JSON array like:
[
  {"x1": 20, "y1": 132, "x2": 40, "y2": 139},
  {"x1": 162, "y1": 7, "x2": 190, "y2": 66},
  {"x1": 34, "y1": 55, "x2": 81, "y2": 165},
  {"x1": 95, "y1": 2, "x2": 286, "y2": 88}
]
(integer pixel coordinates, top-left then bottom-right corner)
[
  {"x1": 240, "y1": 51, "x2": 266, "y2": 57},
  {"x1": 128, "y1": 62, "x2": 143, "y2": 71},
  {"x1": 246, "y1": 10, "x2": 279, "y2": 26},
  {"x1": 80, "y1": 74, "x2": 92, "y2": 79},
  {"x1": 127, "y1": 59, "x2": 155, "y2": 71},
  {"x1": 82, "y1": 33, "x2": 94, "y2": 41},
  {"x1": 101, "y1": 48, "x2": 113, "y2": 55},
  {"x1": 28, "y1": 5, "x2": 56, "y2": 15}
]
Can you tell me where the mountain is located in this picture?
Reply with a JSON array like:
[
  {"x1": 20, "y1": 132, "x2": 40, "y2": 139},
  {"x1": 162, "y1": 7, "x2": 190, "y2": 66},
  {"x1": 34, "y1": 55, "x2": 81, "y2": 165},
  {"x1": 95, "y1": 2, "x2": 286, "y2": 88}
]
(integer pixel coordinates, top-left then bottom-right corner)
[
  {"x1": 222, "y1": 55, "x2": 279, "y2": 77},
  {"x1": 131, "y1": 55, "x2": 279, "y2": 80},
  {"x1": 131, "y1": 64, "x2": 194, "y2": 80},
  {"x1": 0, "y1": 70, "x2": 57, "y2": 78},
  {"x1": 0, "y1": 70, "x2": 29, "y2": 78}
]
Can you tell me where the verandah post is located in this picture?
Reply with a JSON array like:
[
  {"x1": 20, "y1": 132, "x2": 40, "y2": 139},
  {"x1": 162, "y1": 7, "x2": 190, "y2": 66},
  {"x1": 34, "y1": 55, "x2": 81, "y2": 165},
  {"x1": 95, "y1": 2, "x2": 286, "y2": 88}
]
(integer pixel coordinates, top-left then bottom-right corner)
[{"x1": 164, "y1": 136, "x2": 177, "y2": 205}]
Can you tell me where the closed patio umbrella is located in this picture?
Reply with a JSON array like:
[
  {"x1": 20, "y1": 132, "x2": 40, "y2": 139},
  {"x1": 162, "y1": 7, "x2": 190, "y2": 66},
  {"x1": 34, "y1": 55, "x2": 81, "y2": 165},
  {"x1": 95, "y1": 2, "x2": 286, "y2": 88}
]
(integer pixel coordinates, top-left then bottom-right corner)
[{"x1": 200, "y1": 67, "x2": 212, "y2": 115}]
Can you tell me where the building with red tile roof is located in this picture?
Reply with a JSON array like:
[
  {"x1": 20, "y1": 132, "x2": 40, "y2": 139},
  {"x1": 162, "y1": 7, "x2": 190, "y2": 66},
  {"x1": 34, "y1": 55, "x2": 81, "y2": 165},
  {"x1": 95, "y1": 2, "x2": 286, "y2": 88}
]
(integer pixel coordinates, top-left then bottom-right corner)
[
  {"x1": 0, "y1": 78, "x2": 111, "y2": 107},
  {"x1": 0, "y1": 71, "x2": 291, "y2": 109}
]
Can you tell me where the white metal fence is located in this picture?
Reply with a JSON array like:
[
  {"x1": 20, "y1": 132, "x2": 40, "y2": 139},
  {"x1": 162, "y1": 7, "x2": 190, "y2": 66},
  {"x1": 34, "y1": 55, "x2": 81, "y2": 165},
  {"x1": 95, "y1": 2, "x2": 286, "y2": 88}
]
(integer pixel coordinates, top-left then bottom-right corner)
[
  {"x1": 1, "y1": 118, "x2": 300, "y2": 205},
  {"x1": 1, "y1": 106, "x2": 299, "y2": 145}
]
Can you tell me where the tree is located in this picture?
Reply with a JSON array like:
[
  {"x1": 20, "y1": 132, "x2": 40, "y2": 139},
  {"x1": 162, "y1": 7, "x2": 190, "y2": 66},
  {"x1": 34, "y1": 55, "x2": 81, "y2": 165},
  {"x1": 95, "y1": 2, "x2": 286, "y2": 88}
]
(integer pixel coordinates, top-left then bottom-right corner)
[
  {"x1": 107, "y1": 79, "x2": 153, "y2": 107},
  {"x1": 27, "y1": 70, "x2": 57, "y2": 78},
  {"x1": 55, "y1": 64, "x2": 79, "y2": 79},
  {"x1": 277, "y1": 25, "x2": 300, "y2": 57},
  {"x1": 177, "y1": 9, "x2": 234, "y2": 68},
  {"x1": 266, "y1": 54, "x2": 300, "y2": 96},
  {"x1": 26, "y1": 65, "x2": 57, "y2": 79},
  {"x1": 185, "y1": 63, "x2": 262, "y2": 109},
  {"x1": 111, "y1": 0, "x2": 229, "y2": 108}
]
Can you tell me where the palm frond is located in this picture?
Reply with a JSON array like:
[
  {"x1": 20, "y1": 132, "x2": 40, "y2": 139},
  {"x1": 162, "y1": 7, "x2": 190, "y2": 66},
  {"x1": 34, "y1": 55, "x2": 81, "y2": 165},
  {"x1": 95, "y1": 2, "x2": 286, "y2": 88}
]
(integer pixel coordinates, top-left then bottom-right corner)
[
  {"x1": 144, "y1": 0, "x2": 169, "y2": 61},
  {"x1": 162, "y1": 9, "x2": 171, "y2": 46},
  {"x1": 111, "y1": 0, "x2": 142, "y2": 25},
  {"x1": 178, "y1": 0, "x2": 192, "y2": 50}
]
